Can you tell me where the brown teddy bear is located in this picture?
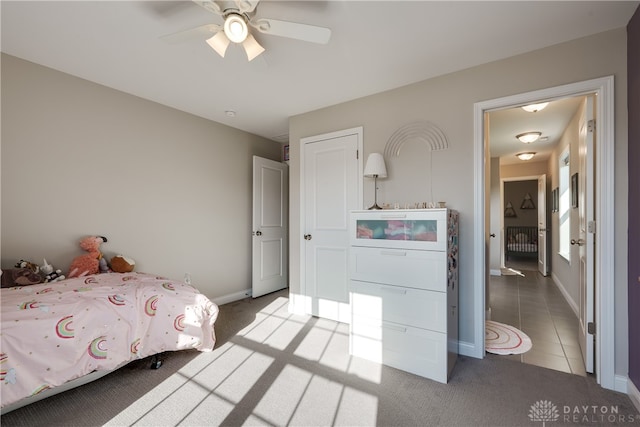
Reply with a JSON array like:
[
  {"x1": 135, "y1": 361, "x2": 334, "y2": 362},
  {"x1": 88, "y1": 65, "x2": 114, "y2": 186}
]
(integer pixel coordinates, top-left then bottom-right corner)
[{"x1": 110, "y1": 255, "x2": 135, "y2": 273}]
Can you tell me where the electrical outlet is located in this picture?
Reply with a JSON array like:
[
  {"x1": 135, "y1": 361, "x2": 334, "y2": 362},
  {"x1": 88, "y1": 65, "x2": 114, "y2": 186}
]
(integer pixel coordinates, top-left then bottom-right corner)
[{"x1": 184, "y1": 273, "x2": 191, "y2": 285}]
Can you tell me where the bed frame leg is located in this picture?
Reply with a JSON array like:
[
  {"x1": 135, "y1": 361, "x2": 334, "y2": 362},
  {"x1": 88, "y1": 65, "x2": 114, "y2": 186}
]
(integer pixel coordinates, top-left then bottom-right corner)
[{"x1": 150, "y1": 354, "x2": 163, "y2": 369}]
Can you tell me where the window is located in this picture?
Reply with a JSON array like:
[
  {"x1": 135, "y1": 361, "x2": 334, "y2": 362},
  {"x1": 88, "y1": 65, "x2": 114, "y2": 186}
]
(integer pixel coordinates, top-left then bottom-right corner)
[{"x1": 558, "y1": 148, "x2": 571, "y2": 262}]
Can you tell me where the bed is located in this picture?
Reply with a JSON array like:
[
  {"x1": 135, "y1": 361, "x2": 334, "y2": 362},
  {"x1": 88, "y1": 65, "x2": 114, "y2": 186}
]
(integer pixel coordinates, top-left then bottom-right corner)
[
  {"x1": 505, "y1": 226, "x2": 538, "y2": 260},
  {"x1": 0, "y1": 272, "x2": 219, "y2": 413}
]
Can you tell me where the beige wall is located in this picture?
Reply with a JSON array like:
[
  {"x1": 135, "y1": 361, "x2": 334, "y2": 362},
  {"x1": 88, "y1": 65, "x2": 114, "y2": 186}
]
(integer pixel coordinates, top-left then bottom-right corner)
[
  {"x1": 1, "y1": 54, "x2": 283, "y2": 302},
  {"x1": 289, "y1": 28, "x2": 629, "y2": 375},
  {"x1": 546, "y1": 99, "x2": 586, "y2": 310}
]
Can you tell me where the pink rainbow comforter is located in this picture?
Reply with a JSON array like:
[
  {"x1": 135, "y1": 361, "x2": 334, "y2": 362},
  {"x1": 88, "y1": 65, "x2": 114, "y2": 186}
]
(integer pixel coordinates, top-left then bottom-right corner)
[{"x1": 0, "y1": 272, "x2": 218, "y2": 409}]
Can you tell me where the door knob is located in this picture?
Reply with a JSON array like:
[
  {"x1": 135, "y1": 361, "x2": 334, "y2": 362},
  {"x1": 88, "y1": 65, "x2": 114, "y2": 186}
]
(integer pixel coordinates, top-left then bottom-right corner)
[
  {"x1": 570, "y1": 238, "x2": 584, "y2": 246},
  {"x1": 490, "y1": 233, "x2": 496, "y2": 238},
  {"x1": 304, "y1": 234, "x2": 312, "y2": 240},
  {"x1": 255, "y1": 230, "x2": 262, "y2": 236}
]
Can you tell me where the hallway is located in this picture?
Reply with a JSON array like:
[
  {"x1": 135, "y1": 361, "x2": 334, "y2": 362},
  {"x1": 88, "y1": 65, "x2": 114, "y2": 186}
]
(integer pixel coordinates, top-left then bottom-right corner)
[{"x1": 488, "y1": 262, "x2": 587, "y2": 376}]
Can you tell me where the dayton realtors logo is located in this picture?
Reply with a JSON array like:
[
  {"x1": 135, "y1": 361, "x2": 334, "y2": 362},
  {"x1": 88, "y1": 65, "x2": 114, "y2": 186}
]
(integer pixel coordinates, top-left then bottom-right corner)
[
  {"x1": 529, "y1": 400, "x2": 560, "y2": 426},
  {"x1": 529, "y1": 400, "x2": 640, "y2": 425}
]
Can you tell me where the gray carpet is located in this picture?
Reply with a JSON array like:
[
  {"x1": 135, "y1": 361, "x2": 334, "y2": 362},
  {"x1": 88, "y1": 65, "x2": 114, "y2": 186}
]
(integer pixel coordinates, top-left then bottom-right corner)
[{"x1": 1, "y1": 289, "x2": 639, "y2": 426}]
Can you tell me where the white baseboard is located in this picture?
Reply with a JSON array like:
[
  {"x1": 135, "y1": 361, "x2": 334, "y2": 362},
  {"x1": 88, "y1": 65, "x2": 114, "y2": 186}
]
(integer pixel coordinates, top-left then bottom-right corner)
[
  {"x1": 212, "y1": 288, "x2": 251, "y2": 306},
  {"x1": 628, "y1": 377, "x2": 640, "y2": 414},
  {"x1": 490, "y1": 269, "x2": 501, "y2": 276},
  {"x1": 550, "y1": 272, "x2": 579, "y2": 317},
  {"x1": 614, "y1": 374, "x2": 628, "y2": 393},
  {"x1": 459, "y1": 340, "x2": 482, "y2": 358}
]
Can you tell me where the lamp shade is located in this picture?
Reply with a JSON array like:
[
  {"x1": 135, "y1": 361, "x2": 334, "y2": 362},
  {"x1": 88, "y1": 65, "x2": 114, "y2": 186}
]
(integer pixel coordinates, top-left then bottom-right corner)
[
  {"x1": 364, "y1": 153, "x2": 387, "y2": 178},
  {"x1": 206, "y1": 31, "x2": 231, "y2": 57},
  {"x1": 242, "y1": 33, "x2": 265, "y2": 61}
]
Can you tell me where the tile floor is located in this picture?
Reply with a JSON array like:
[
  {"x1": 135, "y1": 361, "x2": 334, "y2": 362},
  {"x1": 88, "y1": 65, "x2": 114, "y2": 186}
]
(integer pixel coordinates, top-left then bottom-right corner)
[{"x1": 488, "y1": 258, "x2": 587, "y2": 376}]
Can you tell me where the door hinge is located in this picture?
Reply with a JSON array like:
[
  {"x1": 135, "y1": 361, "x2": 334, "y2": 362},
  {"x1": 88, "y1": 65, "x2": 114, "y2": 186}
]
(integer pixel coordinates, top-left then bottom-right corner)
[
  {"x1": 588, "y1": 322, "x2": 595, "y2": 335},
  {"x1": 588, "y1": 221, "x2": 596, "y2": 234},
  {"x1": 356, "y1": 149, "x2": 359, "y2": 160},
  {"x1": 588, "y1": 119, "x2": 596, "y2": 133}
]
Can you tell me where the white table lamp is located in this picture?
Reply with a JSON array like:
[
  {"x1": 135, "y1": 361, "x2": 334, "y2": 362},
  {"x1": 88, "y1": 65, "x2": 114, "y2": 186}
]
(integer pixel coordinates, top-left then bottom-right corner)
[{"x1": 364, "y1": 153, "x2": 388, "y2": 210}]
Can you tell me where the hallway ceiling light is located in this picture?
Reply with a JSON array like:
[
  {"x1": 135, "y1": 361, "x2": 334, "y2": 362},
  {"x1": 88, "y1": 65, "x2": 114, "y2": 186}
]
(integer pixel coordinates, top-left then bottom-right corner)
[
  {"x1": 516, "y1": 131, "x2": 542, "y2": 143},
  {"x1": 521, "y1": 102, "x2": 549, "y2": 113},
  {"x1": 516, "y1": 152, "x2": 536, "y2": 161}
]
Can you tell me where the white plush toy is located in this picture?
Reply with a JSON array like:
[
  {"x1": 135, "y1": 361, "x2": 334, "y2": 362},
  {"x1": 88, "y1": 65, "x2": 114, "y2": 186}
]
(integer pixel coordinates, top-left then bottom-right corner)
[{"x1": 40, "y1": 259, "x2": 66, "y2": 283}]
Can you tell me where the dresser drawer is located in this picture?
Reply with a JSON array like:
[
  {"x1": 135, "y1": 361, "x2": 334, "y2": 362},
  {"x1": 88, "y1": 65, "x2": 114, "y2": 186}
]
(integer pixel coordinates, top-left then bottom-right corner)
[
  {"x1": 350, "y1": 281, "x2": 446, "y2": 332},
  {"x1": 350, "y1": 316, "x2": 450, "y2": 383},
  {"x1": 349, "y1": 246, "x2": 447, "y2": 291}
]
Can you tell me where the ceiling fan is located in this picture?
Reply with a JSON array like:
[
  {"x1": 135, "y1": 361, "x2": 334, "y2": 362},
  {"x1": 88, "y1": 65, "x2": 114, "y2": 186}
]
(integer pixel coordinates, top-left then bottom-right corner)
[{"x1": 163, "y1": 0, "x2": 332, "y2": 61}]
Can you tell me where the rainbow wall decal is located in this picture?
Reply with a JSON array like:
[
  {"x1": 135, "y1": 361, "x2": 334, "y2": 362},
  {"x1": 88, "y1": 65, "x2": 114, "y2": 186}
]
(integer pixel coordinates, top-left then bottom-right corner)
[
  {"x1": 162, "y1": 282, "x2": 175, "y2": 291},
  {"x1": 55, "y1": 315, "x2": 74, "y2": 339},
  {"x1": 88, "y1": 336, "x2": 107, "y2": 359}
]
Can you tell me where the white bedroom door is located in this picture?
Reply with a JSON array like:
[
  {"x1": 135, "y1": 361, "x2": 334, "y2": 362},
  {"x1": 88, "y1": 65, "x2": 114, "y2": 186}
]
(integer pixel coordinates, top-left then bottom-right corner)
[
  {"x1": 577, "y1": 96, "x2": 595, "y2": 373},
  {"x1": 537, "y1": 174, "x2": 548, "y2": 276},
  {"x1": 302, "y1": 128, "x2": 361, "y2": 323},
  {"x1": 252, "y1": 156, "x2": 288, "y2": 298}
]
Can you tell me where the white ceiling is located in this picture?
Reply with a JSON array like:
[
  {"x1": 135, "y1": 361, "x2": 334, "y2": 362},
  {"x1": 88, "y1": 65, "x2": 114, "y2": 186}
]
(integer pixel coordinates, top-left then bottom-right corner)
[
  {"x1": 2, "y1": 0, "x2": 637, "y2": 159},
  {"x1": 490, "y1": 96, "x2": 585, "y2": 165}
]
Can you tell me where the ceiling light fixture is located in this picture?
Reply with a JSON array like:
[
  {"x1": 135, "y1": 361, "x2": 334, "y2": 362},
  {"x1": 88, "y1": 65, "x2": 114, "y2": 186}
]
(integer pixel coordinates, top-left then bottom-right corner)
[
  {"x1": 516, "y1": 131, "x2": 542, "y2": 144},
  {"x1": 205, "y1": 12, "x2": 265, "y2": 61},
  {"x1": 521, "y1": 102, "x2": 549, "y2": 113},
  {"x1": 516, "y1": 152, "x2": 536, "y2": 161},
  {"x1": 224, "y1": 13, "x2": 248, "y2": 43}
]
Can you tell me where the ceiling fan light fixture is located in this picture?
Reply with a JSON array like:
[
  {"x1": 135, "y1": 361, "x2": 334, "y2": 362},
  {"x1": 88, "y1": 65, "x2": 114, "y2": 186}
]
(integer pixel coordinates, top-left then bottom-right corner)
[
  {"x1": 206, "y1": 31, "x2": 230, "y2": 57},
  {"x1": 224, "y1": 13, "x2": 249, "y2": 43},
  {"x1": 242, "y1": 33, "x2": 265, "y2": 61},
  {"x1": 516, "y1": 152, "x2": 536, "y2": 161},
  {"x1": 521, "y1": 102, "x2": 549, "y2": 113},
  {"x1": 516, "y1": 131, "x2": 542, "y2": 144}
]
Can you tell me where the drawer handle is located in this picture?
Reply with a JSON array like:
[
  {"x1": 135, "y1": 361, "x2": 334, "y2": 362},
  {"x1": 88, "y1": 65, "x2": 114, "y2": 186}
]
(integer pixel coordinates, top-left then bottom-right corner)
[
  {"x1": 379, "y1": 286, "x2": 407, "y2": 295},
  {"x1": 380, "y1": 214, "x2": 407, "y2": 219},
  {"x1": 380, "y1": 250, "x2": 407, "y2": 256},
  {"x1": 382, "y1": 323, "x2": 407, "y2": 333}
]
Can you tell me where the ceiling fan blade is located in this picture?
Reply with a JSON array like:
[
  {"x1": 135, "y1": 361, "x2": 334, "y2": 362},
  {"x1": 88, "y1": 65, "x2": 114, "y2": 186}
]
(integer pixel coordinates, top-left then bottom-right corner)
[
  {"x1": 161, "y1": 23, "x2": 221, "y2": 44},
  {"x1": 206, "y1": 31, "x2": 230, "y2": 57},
  {"x1": 242, "y1": 33, "x2": 265, "y2": 61},
  {"x1": 251, "y1": 18, "x2": 331, "y2": 44},
  {"x1": 192, "y1": 0, "x2": 223, "y2": 16},
  {"x1": 234, "y1": 0, "x2": 260, "y2": 14}
]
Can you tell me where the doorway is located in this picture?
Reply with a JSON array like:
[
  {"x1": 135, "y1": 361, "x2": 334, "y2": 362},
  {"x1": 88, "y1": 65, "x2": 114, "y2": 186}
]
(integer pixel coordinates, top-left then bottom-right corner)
[
  {"x1": 473, "y1": 76, "x2": 617, "y2": 390},
  {"x1": 493, "y1": 175, "x2": 584, "y2": 375}
]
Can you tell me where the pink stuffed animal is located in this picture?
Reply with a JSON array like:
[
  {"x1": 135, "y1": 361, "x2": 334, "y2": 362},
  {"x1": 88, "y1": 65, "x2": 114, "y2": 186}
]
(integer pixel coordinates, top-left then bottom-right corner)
[{"x1": 68, "y1": 236, "x2": 108, "y2": 278}]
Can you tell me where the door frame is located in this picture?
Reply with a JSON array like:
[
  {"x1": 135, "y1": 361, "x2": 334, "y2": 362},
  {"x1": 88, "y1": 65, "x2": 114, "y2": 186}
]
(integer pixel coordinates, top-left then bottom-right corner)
[
  {"x1": 499, "y1": 175, "x2": 543, "y2": 271},
  {"x1": 473, "y1": 76, "x2": 616, "y2": 390},
  {"x1": 296, "y1": 127, "x2": 363, "y2": 313}
]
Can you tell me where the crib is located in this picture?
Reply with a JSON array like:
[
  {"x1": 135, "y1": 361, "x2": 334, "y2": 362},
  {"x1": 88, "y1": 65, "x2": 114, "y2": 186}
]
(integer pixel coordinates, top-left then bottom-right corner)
[{"x1": 505, "y1": 226, "x2": 538, "y2": 260}]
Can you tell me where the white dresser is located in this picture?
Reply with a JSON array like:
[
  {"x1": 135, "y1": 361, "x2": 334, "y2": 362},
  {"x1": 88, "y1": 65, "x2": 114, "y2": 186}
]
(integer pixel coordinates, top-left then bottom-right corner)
[{"x1": 348, "y1": 209, "x2": 459, "y2": 383}]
